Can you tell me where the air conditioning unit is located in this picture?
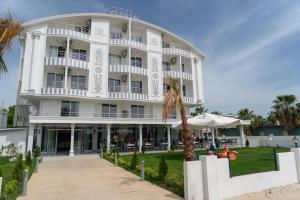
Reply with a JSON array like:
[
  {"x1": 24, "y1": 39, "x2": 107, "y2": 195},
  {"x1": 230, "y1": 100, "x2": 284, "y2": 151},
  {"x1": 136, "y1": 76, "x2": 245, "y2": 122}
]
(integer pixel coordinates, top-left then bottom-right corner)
[
  {"x1": 170, "y1": 57, "x2": 177, "y2": 65},
  {"x1": 121, "y1": 74, "x2": 127, "y2": 82},
  {"x1": 121, "y1": 49, "x2": 127, "y2": 58},
  {"x1": 122, "y1": 23, "x2": 128, "y2": 33}
]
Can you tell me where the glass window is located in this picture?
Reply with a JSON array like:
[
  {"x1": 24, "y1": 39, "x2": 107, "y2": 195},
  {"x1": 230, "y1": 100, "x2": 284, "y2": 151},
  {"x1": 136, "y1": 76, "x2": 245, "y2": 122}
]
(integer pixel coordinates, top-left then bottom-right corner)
[
  {"x1": 162, "y1": 42, "x2": 170, "y2": 48},
  {"x1": 61, "y1": 101, "x2": 79, "y2": 116},
  {"x1": 183, "y1": 85, "x2": 186, "y2": 96},
  {"x1": 131, "y1": 57, "x2": 142, "y2": 68},
  {"x1": 70, "y1": 49, "x2": 86, "y2": 61},
  {"x1": 131, "y1": 81, "x2": 142, "y2": 93},
  {"x1": 47, "y1": 73, "x2": 64, "y2": 88},
  {"x1": 71, "y1": 76, "x2": 86, "y2": 90},
  {"x1": 109, "y1": 54, "x2": 121, "y2": 65},
  {"x1": 102, "y1": 104, "x2": 117, "y2": 117},
  {"x1": 131, "y1": 105, "x2": 144, "y2": 118},
  {"x1": 108, "y1": 79, "x2": 121, "y2": 92},
  {"x1": 49, "y1": 46, "x2": 58, "y2": 57},
  {"x1": 163, "y1": 61, "x2": 170, "y2": 71},
  {"x1": 58, "y1": 47, "x2": 65, "y2": 57},
  {"x1": 111, "y1": 32, "x2": 123, "y2": 39}
]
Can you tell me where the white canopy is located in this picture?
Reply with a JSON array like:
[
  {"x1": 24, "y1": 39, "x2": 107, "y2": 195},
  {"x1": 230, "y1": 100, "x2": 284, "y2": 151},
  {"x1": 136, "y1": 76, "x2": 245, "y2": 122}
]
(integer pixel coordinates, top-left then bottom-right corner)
[{"x1": 172, "y1": 113, "x2": 247, "y2": 129}]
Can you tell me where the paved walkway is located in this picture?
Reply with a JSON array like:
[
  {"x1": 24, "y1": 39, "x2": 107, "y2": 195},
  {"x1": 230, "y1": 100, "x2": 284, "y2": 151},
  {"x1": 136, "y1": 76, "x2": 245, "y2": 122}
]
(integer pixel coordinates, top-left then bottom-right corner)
[{"x1": 18, "y1": 155, "x2": 182, "y2": 200}]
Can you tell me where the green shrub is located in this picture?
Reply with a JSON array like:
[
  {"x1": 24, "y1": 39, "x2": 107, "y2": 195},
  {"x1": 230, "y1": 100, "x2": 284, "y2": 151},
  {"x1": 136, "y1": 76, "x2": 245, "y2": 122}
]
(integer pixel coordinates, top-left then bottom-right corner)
[
  {"x1": 158, "y1": 157, "x2": 168, "y2": 181},
  {"x1": 33, "y1": 146, "x2": 41, "y2": 158},
  {"x1": 2, "y1": 180, "x2": 18, "y2": 199},
  {"x1": 165, "y1": 174, "x2": 184, "y2": 196},
  {"x1": 130, "y1": 150, "x2": 139, "y2": 170},
  {"x1": 144, "y1": 167, "x2": 158, "y2": 179},
  {"x1": 25, "y1": 151, "x2": 32, "y2": 167},
  {"x1": 12, "y1": 153, "x2": 25, "y2": 180},
  {"x1": 141, "y1": 143, "x2": 146, "y2": 154},
  {"x1": 216, "y1": 139, "x2": 220, "y2": 149},
  {"x1": 113, "y1": 147, "x2": 120, "y2": 158},
  {"x1": 0, "y1": 166, "x2": 3, "y2": 177},
  {"x1": 170, "y1": 144, "x2": 175, "y2": 151},
  {"x1": 246, "y1": 139, "x2": 250, "y2": 148}
]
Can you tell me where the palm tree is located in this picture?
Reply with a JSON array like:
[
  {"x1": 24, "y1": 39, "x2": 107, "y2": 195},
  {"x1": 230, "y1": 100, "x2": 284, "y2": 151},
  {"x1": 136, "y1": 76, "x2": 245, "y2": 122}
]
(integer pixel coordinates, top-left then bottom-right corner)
[
  {"x1": 211, "y1": 111, "x2": 222, "y2": 115},
  {"x1": 265, "y1": 111, "x2": 278, "y2": 126},
  {"x1": 163, "y1": 77, "x2": 195, "y2": 161},
  {"x1": 251, "y1": 115, "x2": 266, "y2": 129},
  {"x1": 191, "y1": 104, "x2": 207, "y2": 117},
  {"x1": 237, "y1": 108, "x2": 254, "y2": 135},
  {"x1": 272, "y1": 95, "x2": 299, "y2": 134},
  {"x1": 0, "y1": 13, "x2": 23, "y2": 75}
]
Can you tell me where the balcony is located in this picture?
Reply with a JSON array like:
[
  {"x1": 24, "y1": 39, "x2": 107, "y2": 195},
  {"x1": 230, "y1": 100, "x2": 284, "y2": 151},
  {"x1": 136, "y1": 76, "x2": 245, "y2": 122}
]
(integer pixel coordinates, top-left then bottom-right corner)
[
  {"x1": 162, "y1": 43, "x2": 191, "y2": 58},
  {"x1": 41, "y1": 81, "x2": 87, "y2": 97},
  {"x1": 108, "y1": 86, "x2": 148, "y2": 101},
  {"x1": 182, "y1": 72, "x2": 193, "y2": 81},
  {"x1": 163, "y1": 70, "x2": 181, "y2": 79},
  {"x1": 47, "y1": 24, "x2": 90, "y2": 40},
  {"x1": 110, "y1": 32, "x2": 146, "y2": 50},
  {"x1": 45, "y1": 52, "x2": 89, "y2": 69},
  {"x1": 182, "y1": 96, "x2": 194, "y2": 104},
  {"x1": 109, "y1": 59, "x2": 147, "y2": 76}
]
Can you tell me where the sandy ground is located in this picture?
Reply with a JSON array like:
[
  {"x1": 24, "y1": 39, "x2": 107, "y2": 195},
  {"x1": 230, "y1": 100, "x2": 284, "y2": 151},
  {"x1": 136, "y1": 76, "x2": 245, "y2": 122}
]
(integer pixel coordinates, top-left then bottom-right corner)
[
  {"x1": 18, "y1": 155, "x2": 181, "y2": 200},
  {"x1": 226, "y1": 183, "x2": 300, "y2": 200}
]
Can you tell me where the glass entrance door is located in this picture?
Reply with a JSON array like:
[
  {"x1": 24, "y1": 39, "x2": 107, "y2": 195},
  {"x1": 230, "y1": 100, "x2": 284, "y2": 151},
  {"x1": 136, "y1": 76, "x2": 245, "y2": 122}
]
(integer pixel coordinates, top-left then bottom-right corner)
[
  {"x1": 47, "y1": 129, "x2": 57, "y2": 155},
  {"x1": 74, "y1": 129, "x2": 83, "y2": 154}
]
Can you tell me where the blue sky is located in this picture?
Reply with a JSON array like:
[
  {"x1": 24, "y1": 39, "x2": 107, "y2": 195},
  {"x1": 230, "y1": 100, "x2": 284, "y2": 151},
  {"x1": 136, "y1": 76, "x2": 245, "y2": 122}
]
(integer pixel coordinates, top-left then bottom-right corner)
[{"x1": 0, "y1": 0, "x2": 299, "y2": 116}]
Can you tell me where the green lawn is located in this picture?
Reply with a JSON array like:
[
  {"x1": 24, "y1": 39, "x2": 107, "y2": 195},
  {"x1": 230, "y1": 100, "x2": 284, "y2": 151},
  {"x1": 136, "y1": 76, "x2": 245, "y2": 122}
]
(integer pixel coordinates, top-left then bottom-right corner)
[{"x1": 118, "y1": 147, "x2": 289, "y2": 197}]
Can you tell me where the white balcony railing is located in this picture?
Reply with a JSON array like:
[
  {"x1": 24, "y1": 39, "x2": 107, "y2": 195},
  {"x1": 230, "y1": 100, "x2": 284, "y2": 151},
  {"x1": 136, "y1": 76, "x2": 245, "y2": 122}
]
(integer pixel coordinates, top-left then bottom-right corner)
[
  {"x1": 110, "y1": 32, "x2": 146, "y2": 50},
  {"x1": 109, "y1": 58, "x2": 147, "y2": 76},
  {"x1": 162, "y1": 43, "x2": 192, "y2": 58},
  {"x1": 183, "y1": 96, "x2": 194, "y2": 104},
  {"x1": 41, "y1": 87, "x2": 86, "y2": 97},
  {"x1": 45, "y1": 57, "x2": 89, "y2": 69},
  {"x1": 182, "y1": 72, "x2": 193, "y2": 81},
  {"x1": 163, "y1": 71, "x2": 181, "y2": 79},
  {"x1": 47, "y1": 24, "x2": 90, "y2": 40},
  {"x1": 109, "y1": 92, "x2": 148, "y2": 101}
]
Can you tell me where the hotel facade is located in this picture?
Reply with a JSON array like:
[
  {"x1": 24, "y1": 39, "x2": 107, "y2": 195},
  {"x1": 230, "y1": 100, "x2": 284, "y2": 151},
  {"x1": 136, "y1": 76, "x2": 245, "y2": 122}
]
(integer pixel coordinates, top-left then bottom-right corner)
[{"x1": 14, "y1": 13, "x2": 205, "y2": 156}]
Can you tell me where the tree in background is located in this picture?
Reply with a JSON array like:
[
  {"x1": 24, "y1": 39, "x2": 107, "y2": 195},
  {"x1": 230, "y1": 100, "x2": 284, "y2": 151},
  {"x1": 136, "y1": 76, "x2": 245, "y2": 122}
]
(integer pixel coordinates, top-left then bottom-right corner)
[
  {"x1": 163, "y1": 77, "x2": 195, "y2": 161},
  {"x1": 7, "y1": 105, "x2": 15, "y2": 128},
  {"x1": 191, "y1": 104, "x2": 207, "y2": 117},
  {"x1": 237, "y1": 108, "x2": 254, "y2": 135},
  {"x1": 211, "y1": 110, "x2": 222, "y2": 115},
  {"x1": 0, "y1": 13, "x2": 23, "y2": 75},
  {"x1": 272, "y1": 95, "x2": 299, "y2": 134}
]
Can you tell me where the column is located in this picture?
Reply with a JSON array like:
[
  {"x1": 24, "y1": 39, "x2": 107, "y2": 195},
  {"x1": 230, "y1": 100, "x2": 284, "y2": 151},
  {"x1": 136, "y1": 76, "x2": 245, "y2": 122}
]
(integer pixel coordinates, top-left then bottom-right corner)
[
  {"x1": 29, "y1": 33, "x2": 39, "y2": 89},
  {"x1": 179, "y1": 55, "x2": 183, "y2": 96},
  {"x1": 64, "y1": 37, "x2": 70, "y2": 89},
  {"x1": 239, "y1": 125, "x2": 246, "y2": 147},
  {"x1": 106, "y1": 124, "x2": 111, "y2": 153},
  {"x1": 167, "y1": 125, "x2": 171, "y2": 151},
  {"x1": 211, "y1": 128, "x2": 216, "y2": 148},
  {"x1": 26, "y1": 124, "x2": 34, "y2": 153},
  {"x1": 69, "y1": 124, "x2": 75, "y2": 156},
  {"x1": 139, "y1": 124, "x2": 143, "y2": 153},
  {"x1": 92, "y1": 126, "x2": 98, "y2": 152},
  {"x1": 128, "y1": 47, "x2": 131, "y2": 94}
]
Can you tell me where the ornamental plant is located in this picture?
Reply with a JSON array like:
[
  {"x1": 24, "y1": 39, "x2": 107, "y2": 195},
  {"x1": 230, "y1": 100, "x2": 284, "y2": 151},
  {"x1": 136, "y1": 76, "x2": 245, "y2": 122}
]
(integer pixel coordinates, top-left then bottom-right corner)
[
  {"x1": 33, "y1": 146, "x2": 41, "y2": 158},
  {"x1": 130, "y1": 150, "x2": 139, "y2": 170},
  {"x1": 25, "y1": 151, "x2": 32, "y2": 166},
  {"x1": 12, "y1": 153, "x2": 24, "y2": 180},
  {"x1": 158, "y1": 157, "x2": 168, "y2": 181},
  {"x1": 246, "y1": 139, "x2": 250, "y2": 148}
]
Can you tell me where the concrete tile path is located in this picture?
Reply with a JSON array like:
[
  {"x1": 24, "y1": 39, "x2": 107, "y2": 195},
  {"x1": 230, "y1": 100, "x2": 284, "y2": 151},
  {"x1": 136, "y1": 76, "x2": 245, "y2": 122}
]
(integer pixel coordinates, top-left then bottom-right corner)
[{"x1": 18, "y1": 155, "x2": 182, "y2": 200}]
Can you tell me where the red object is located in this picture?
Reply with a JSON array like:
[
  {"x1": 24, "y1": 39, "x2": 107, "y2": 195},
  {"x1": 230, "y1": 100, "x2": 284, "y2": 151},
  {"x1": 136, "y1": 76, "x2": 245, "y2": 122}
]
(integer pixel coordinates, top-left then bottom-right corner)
[{"x1": 208, "y1": 150, "x2": 214, "y2": 155}]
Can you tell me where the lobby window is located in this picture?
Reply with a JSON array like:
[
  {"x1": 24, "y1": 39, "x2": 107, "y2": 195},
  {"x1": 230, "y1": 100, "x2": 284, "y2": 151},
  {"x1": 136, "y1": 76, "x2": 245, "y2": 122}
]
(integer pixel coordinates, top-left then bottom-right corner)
[
  {"x1": 47, "y1": 73, "x2": 64, "y2": 88},
  {"x1": 71, "y1": 76, "x2": 86, "y2": 90},
  {"x1": 108, "y1": 79, "x2": 121, "y2": 92},
  {"x1": 131, "y1": 81, "x2": 142, "y2": 93},
  {"x1": 131, "y1": 105, "x2": 144, "y2": 118},
  {"x1": 162, "y1": 61, "x2": 170, "y2": 71},
  {"x1": 70, "y1": 49, "x2": 87, "y2": 61},
  {"x1": 49, "y1": 45, "x2": 65, "y2": 57},
  {"x1": 102, "y1": 104, "x2": 117, "y2": 117},
  {"x1": 131, "y1": 57, "x2": 142, "y2": 68},
  {"x1": 61, "y1": 101, "x2": 79, "y2": 116},
  {"x1": 183, "y1": 85, "x2": 186, "y2": 96}
]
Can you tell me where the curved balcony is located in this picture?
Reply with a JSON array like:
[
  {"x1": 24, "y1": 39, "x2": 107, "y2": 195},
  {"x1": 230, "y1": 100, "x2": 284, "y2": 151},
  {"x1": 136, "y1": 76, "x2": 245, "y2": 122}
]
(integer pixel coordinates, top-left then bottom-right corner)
[
  {"x1": 109, "y1": 92, "x2": 148, "y2": 100},
  {"x1": 162, "y1": 47, "x2": 192, "y2": 58},
  {"x1": 47, "y1": 24, "x2": 90, "y2": 40},
  {"x1": 163, "y1": 71, "x2": 181, "y2": 79},
  {"x1": 110, "y1": 33, "x2": 147, "y2": 51},
  {"x1": 41, "y1": 87, "x2": 86, "y2": 97},
  {"x1": 44, "y1": 57, "x2": 89, "y2": 69},
  {"x1": 182, "y1": 72, "x2": 193, "y2": 81},
  {"x1": 109, "y1": 59, "x2": 148, "y2": 76}
]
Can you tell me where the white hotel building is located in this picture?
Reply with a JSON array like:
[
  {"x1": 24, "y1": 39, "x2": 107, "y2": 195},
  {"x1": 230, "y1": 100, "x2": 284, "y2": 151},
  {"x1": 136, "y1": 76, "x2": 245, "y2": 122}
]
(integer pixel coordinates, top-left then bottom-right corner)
[{"x1": 14, "y1": 13, "x2": 205, "y2": 155}]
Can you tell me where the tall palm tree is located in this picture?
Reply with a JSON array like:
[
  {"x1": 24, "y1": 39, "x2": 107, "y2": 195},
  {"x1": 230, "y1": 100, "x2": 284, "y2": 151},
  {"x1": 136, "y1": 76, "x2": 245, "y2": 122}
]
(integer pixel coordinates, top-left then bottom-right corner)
[
  {"x1": 0, "y1": 13, "x2": 23, "y2": 75},
  {"x1": 272, "y1": 95, "x2": 299, "y2": 134},
  {"x1": 163, "y1": 77, "x2": 195, "y2": 161},
  {"x1": 191, "y1": 104, "x2": 207, "y2": 117},
  {"x1": 211, "y1": 111, "x2": 222, "y2": 115},
  {"x1": 237, "y1": 108, "x2": 254, "y2": 135}
]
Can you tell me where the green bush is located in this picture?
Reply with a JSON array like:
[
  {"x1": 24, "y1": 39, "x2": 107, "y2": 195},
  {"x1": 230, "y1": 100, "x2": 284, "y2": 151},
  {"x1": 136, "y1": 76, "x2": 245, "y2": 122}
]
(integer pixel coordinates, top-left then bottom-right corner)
[
  {"x1": 246, "y1": 139, "x2": 250, "y2": 148},
  {"x1": 12, "y1": 154, "x2": 25, "y2": 181},
  {"x1": 33, "y1": 146, "x2": 41, "y2": 158},
  {"x1": 144, "y1": 167, "x2": 158, "y2": 179},
  {"x1": 113, "y1": 147, "x2": 120, "y2": 158},
  {"x1": 130, "y1": 150, "x2": 139, "y2": 170},
  {"x1": 170, "y1": 144, "x2": 175, "y2": 151},
  {"x1": 25, "y1": 151, "x2": 32, "y2": 167},
  {"x1": 141, "y1": 143, "x2": 146, "y2": 154},
  {"x1": 0, "y1": 166, "x2": 3, "y2": 177},
  {"x1": 216, "y1": 139, "x2": 220, "y2": 149},
  {"x1": 2, "y1": 180, "x2": 18, "y2": 199},
  {"x1": 158, "y1": 157, "x2": 168, "y2": 181}
]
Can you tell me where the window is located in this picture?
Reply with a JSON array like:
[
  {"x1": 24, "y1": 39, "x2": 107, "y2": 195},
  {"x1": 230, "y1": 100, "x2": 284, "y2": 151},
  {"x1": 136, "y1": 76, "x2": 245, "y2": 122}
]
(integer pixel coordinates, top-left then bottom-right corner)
[
  {"x1": 111, "y1": 32, "x2": 123, "y2": 39},
  {"x1": 181, "y1": 63, "x2": 185, "y2": 72},
  {"x1": 75, "y1": 26, "x2": 89, "y2": 33},
  {"x1": 71, "y1": 76, "x2": 86, "y2": 90},
  {"x1": 109, "y1": 54, "x2": 121, "y2": 65},
  {"x1": 162, "y1": 42, "x2": 170, "y2": 48},
  {"x1": 102, "y1": 104, "x2": 117, "y2": 117},
  {"x1": 61, "y1": 101, "x2": 79, "y2": 116},
  {"x1": 131, "y1": 57, "x2": 142, "y2": 68},
  {"x1": 108, "y1": 79, "x2": 121, "y2": 92},
  {"x1": 131, "y1": 81, "x2": 142, "y2": 93},
  {"x1": 49, "y1": 46, "x2": 65, "y2": 57},
  {"x1": 163, "y1": 83, "x2": 170, "y2": 94},
  {"x1": 131, "y1": 105, "x2": 144, "y2": 118},
  {"x1": 162, "y1": 61, "x2": 170, "y2": 71},
  {"x1": 132, "y1": 35, "x2": 142, "y2": 43},
  {"x1": 70, "y1": 49, "x2": 87, "y2": 61},
  {"x1": 183, "y1": 85, "x2": 186, "y2": 96},
  {"x1": 47, "y1": 73, "x2": 64, "y2": 88}
]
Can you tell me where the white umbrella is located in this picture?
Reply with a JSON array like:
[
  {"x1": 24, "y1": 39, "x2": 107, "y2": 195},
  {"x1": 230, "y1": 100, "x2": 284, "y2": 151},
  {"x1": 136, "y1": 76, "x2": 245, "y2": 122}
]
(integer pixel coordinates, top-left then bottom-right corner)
[{"x1": 172, "y1": 113, "x2": 241, "y2": 129}]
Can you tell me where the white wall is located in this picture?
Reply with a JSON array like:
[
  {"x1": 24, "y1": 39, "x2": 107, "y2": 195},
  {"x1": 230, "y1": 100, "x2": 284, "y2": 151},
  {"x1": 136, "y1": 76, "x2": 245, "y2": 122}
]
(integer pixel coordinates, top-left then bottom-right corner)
[
  {"x1": 247, "y1": 136, "x2": 297, "y2": 148},
  {"x1": 0, "y1": 128, "x2": 27, "y2": 154}
]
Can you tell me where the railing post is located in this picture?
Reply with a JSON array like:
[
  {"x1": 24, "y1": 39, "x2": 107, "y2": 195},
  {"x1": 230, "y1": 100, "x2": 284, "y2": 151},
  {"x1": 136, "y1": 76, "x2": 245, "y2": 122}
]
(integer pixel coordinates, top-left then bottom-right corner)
[
  {"x1": 114, "y1": 153, "x2": 118, "y2": 167},
  {"x1": 22, "y1": 169, "x2": 29, "y2": 196},
  {"x1": 35, "y1": 158, "x2": 39, "y2": 173},
  {"x1": 141, "y1": 160, "x2": 145, "y2": 181}
]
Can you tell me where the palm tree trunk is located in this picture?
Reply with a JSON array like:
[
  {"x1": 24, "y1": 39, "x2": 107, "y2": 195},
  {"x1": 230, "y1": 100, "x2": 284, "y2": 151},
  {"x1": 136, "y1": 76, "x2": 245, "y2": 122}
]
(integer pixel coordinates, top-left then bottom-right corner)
[{"x1": 179, "y1": 99, "x2": 195, "y2": 161}]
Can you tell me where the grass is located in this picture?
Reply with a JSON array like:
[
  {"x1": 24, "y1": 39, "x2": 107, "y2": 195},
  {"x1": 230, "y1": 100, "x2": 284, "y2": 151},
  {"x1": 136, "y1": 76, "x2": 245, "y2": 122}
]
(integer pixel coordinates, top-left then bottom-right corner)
[{"x1": 117, "y1": 147, "x2": 289, "y2": 197}]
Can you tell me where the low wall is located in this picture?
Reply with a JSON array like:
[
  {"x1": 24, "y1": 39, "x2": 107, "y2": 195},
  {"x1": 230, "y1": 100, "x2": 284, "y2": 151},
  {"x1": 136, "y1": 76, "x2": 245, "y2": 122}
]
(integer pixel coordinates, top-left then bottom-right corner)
[
  {"x1": 247, "y1": 136, "x2": 296, "y2": 148},
  {"x1": 184, "y1": 149, "x2": 300, "y2": 200},
  {"x1": 0, "y1": 128, "x2": 27, "y2": 154}
]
